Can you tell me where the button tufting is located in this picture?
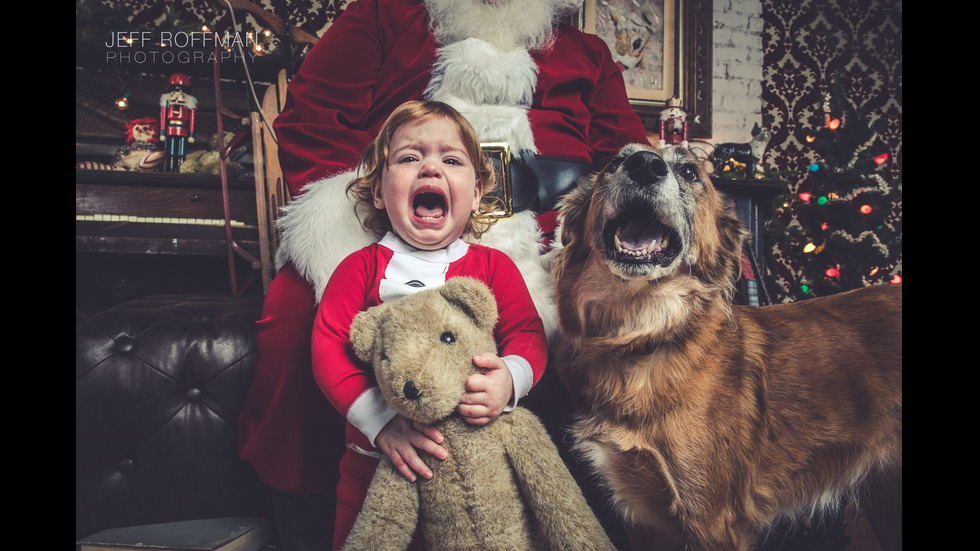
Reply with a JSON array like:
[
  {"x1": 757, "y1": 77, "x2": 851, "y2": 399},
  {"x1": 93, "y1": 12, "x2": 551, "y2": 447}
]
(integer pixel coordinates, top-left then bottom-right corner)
[
  {"x1": 118, "y1": 458, "x2": 134, "y2": 474},
  {"x1": 186, "y1": 387, "x2": 202, "y2": 401},
  {"x1": 115, "y1": 336, "x2": 134, "y2": 353}
]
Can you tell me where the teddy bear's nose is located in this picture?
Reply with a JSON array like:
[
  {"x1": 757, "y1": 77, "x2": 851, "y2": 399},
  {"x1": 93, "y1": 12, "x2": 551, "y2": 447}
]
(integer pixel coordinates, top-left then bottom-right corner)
[{"x1": 403, "y1": 380, "x2": 421, "y2": 401}]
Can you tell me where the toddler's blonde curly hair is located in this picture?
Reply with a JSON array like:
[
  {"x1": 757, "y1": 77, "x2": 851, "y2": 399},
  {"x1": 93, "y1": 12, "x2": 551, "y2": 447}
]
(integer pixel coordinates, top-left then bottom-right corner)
[{"x1": 346, "y1": 100, "x2": 500, "y2": 239}]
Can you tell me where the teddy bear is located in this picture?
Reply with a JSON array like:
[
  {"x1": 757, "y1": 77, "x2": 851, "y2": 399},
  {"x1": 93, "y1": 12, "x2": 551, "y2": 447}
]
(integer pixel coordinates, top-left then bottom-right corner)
[
  {"x1": 178, "y1": 131, "x2": 246, "y2": 177},
  {"x1": 343, "y1": 277, "x2": 616, "y2": 551}
]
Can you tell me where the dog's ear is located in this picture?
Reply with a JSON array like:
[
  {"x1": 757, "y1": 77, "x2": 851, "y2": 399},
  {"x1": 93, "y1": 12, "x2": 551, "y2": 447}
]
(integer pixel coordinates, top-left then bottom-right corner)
[
  {"x1": 557, "y1": 173, "x2": 595, "y2": 248},
  {"x1": 700, "y1": 193, "x2": 748, "y2": 299}
]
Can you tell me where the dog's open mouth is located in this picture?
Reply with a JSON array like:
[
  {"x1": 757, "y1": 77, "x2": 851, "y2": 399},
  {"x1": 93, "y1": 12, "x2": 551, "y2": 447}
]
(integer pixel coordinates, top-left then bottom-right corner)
[
  {"x1": 604, "y1": 203, "x2": 681, "y2": 267},
  {"x1": 412, "y1": 190, "x2": 447, "y2": 221}
]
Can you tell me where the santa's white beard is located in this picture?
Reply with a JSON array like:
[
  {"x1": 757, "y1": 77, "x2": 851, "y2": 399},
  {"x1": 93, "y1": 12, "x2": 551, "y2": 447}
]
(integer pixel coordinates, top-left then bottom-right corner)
[{"x1": 426, "y1": 0, "x2": 582, "y2": 51}]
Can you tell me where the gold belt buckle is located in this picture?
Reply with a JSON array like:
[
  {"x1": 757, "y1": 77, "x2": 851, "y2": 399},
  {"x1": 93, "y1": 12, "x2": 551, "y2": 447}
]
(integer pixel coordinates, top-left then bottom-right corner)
[{"x1": 481, "y1": 142, "x2": 513, "y2": 218}]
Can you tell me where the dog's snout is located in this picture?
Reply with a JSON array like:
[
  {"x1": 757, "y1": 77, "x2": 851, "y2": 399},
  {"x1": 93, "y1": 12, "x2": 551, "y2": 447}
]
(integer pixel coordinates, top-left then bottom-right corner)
[{"x1": 623, "y1": 151, "x2": 669, "y2": 184}]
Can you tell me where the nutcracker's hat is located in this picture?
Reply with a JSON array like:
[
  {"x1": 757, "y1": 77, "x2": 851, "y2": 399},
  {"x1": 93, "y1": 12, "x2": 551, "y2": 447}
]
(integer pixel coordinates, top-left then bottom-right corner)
[{"x1": 168, "y1": 73, "x2": 192, "y2": 92}]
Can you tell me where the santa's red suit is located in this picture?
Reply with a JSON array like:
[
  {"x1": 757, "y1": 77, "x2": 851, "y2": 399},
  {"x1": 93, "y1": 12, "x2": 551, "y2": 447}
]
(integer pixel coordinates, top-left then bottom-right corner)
[{"x1": 237, "y1": 0, "x2": 648, "y2": 547}]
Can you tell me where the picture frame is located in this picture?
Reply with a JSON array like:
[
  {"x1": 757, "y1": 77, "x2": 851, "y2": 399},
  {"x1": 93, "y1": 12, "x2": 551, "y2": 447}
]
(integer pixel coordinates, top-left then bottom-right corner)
[{"x1": 578, "y1": 0, "x2": 712, "y2": 138}]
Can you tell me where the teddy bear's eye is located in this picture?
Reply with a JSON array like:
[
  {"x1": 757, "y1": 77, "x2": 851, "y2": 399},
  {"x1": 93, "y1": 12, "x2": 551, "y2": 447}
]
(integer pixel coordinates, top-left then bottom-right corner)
[{"x1": 440, "y1": 332, "x2": 456, "y2": 344}]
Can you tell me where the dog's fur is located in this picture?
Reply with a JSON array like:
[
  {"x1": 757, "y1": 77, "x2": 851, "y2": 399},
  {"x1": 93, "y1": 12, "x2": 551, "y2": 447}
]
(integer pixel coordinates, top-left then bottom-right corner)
[{"x1": 552, "y1": 144, "x2": 902, "y2": 551}]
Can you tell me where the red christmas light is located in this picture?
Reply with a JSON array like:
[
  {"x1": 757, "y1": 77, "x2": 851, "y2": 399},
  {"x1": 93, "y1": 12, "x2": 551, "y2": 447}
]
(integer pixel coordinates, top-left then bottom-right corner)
[
  {"x1": 859, "y1": 205, "x2": 872, "y2": 214},
  {"x1": 825, "y1": 267, "x2": 840, "y2": 278},
  {"x1": 827, "y1": 118, "x2": 841, "y2": 130},
  {"x1": 874, "y1": 153, "x2": 889, "y2": 165},
  {"x1": 890, "y1": 274, "x2": 902, "y2": 284},
  {"x1": 798, "y1": 192, "x2": 812, "y2": 202}
]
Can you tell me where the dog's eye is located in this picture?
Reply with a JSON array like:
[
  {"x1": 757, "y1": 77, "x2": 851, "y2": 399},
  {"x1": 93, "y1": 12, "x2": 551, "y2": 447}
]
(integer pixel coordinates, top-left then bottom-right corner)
[
  {"x1": 440, "y1": 332, "x2": 456, "y2": 345},
  {"x1": 678, "y1": 164, "x2": 700, "y2": 182},
  {"x1": 605, "y1": 156, "x2": 625, "y2": 173}
]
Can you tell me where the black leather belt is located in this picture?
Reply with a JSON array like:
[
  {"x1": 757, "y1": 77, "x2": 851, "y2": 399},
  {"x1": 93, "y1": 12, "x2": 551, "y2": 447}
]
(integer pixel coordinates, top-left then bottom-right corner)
[{"x1": 482, "y1": 143, "x2": 592, "y2": 216}]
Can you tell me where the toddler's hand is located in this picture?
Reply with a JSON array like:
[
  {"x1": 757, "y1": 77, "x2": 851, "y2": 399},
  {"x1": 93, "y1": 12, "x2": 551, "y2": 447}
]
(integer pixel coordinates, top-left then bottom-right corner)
[
  {"x1": 457, "y1": 352, "x2": 514, "y2": 425},
  {"x1": 375, "y1": 415, "x2": 448, "y2": 482}
]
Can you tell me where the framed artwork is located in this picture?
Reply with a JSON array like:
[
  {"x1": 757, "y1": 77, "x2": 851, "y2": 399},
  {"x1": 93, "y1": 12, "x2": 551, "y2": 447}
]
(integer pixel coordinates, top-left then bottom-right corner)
[{"x1": 579, "y1": 0, "x2": 712, "y2": 138}]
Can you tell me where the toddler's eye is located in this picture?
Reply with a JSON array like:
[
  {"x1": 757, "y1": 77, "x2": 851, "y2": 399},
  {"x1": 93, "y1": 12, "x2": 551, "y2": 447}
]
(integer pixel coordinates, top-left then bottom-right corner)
[
  {"x1": 444, "y1": 157, "x2": 462, "y2": 166},
  {"x1": 440, "y1": 332, "x2": 456, "y2": 344},
  {"x1": 397, "y1": 155, "x2": 418, "y2": 164}
]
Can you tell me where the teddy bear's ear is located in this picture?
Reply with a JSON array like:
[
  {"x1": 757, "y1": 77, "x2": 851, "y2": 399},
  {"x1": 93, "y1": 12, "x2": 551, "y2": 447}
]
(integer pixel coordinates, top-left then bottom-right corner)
[
  {"x1": 440, "y1": 278, "x2": 498, "y2": 333},
  {"x1": 349, "y1": 305, "x2": 384, "y2": 362}
]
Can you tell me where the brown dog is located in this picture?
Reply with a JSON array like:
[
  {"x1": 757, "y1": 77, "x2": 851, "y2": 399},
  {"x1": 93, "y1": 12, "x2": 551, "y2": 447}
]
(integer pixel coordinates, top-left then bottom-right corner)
[{"x1": 552, "y1": 144, "x2": 902, "y2": 551}]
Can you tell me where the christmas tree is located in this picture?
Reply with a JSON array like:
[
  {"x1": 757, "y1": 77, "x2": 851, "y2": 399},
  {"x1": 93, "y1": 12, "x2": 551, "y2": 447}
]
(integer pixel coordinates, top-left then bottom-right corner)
[{"x1": 766, "y1": 81, "x2": 902, "y2": 301}]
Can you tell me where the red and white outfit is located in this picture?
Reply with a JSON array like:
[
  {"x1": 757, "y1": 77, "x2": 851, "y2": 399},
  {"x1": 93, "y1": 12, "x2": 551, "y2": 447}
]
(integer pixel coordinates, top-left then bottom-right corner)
[
  {"x1": 236, "y1": 0, "x2": 649, "y2": 548},
  {"x1": 313, "y1": 233, "x2": 547, "y2": 546}
]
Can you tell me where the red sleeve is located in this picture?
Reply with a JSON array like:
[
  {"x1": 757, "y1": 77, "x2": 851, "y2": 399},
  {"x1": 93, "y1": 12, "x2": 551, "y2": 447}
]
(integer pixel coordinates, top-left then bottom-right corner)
[
  {"x1": 529, "y1": 24, "x2": 650, "y2": 170},
  {"x1": 273, "y1": 0, "x2": 434, "y2": 196},
  {"x1": 311, "y1": 247, "x2": 381, "y2": 415},
  {"x1": 580, "y1": 31, "x2": 651, "y2": 167}
]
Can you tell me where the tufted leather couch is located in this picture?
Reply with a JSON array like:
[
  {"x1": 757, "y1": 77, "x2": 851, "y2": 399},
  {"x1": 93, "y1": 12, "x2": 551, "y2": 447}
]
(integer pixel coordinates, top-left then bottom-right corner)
[{"x1": 75, "y1": 294, "x2": 273, "y2": 546}]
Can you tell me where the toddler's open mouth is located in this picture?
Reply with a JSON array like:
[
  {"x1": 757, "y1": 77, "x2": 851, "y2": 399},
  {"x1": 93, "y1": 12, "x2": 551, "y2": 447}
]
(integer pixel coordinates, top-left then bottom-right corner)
[{"x1": 412, "y1": 189, "x2": 448, "y2": 221}]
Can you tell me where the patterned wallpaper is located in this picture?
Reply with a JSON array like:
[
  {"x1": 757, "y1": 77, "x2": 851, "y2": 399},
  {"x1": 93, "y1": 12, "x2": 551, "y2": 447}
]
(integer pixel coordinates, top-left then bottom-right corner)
[{"x1": 760, "y1": 0, "x2": 902, "y2": 298}]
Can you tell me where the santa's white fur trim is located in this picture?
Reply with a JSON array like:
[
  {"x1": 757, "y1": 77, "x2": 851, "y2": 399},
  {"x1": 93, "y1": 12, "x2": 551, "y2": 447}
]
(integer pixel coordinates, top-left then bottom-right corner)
[
  {"x1": 275, "y1": 171, "x2": 375, "y2": 302},
  {"x1": 427, "y1": 39, "x2": 537, "y2": 107},
  {"x1": 425, "y1": 38, "x2": 538, "y2": 154}
]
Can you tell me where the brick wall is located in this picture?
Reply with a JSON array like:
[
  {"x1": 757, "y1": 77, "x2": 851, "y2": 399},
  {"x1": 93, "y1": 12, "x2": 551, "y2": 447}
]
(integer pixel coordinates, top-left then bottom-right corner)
[{"x1": 710, "y1": 0, "x2": 763, "y2": 144}]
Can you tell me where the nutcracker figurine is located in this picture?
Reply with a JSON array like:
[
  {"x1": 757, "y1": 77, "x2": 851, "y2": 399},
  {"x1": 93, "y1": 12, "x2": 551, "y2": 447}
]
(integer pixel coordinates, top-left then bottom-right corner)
[
  {"x1": 658, "y1": 97, "x2": 688, "y2": 148},
  {"x1": 159, "y1": 73, "x2": 197, "y2": 172}
]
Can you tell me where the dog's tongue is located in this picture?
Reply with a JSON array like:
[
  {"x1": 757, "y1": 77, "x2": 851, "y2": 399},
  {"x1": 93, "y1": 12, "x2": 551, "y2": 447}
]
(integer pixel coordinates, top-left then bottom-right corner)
[
  {"x1": 619, "y1": 219, "x2": 662, "y2": 252},
  {"x1": 414, "y1": 193, "x2": 446, "y2": 219}
]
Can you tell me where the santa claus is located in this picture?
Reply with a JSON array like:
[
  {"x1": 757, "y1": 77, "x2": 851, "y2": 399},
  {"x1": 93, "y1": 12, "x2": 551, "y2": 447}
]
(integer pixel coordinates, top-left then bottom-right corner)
[{"x1": 237, "y1": 1, "x2": 649, "y2": 549}]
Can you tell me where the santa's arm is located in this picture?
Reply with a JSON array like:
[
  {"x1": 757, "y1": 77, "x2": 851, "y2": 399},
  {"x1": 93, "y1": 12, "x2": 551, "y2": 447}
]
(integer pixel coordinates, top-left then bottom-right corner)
[
  {"x1": 273, "y1": 0, "x2": 386, "y2": 194},
  {"x1": 581, "y1": 33, "x2": 651, "y2": 166}
]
